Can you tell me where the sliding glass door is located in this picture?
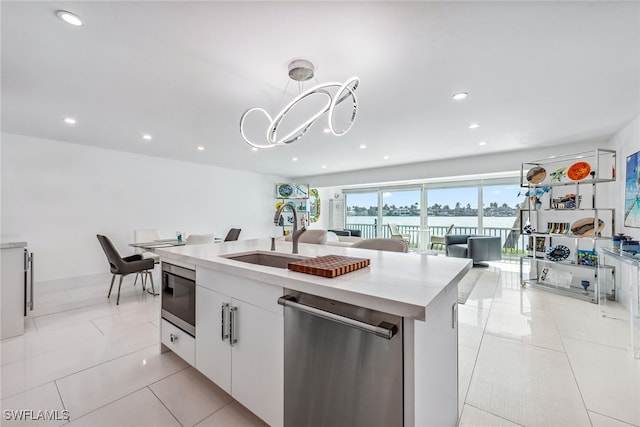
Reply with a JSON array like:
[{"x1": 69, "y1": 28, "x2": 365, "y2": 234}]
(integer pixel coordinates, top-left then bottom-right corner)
[
  {"x1": 342, "y1": 177, "x2": 521, "y2": 255},
  {"x1": 345, "y1": 192, "x2": 378, "y2": 238},
  {"x1": 381, "y1": 189, "x2": 421, "y2": 247}
]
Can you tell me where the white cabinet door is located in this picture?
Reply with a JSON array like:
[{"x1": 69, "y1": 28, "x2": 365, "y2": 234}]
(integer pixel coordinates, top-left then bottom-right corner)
[
  {"x1": 195, "y1": 285, "x2": 232, "y2": 393},
  {"x1": 231, "y1": 299, "x2": 284, "y2": 427},
  {"x1": 412, "y1": 283, "x2": 458, "y2": 426},
  {"x1": 1, "y1": 247, "x2": 25, "y2": 339}
]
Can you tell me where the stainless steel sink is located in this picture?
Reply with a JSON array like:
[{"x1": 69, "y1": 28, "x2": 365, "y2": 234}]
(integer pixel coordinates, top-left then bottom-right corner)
[{"x1": 222, "y1": 251, "x2": 310, "y2": 269}]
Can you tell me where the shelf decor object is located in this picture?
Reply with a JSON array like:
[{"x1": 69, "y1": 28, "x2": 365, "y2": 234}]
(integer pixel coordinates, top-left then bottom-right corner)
[
  {"x1": 309, "y1": 189, "x2": 320, "y2": 223},
  {"x1": 570, "y1": 217, "x2": 605, "y2": 237},
  {"x1": 275, "y1": 183, "x2": 311, "y2": 235},
  {"x1": 526, "y1": 166, "x2": 546, "y2": 184},
  {"x1": 545, "y1": 245, "x2": 571, "y2": 262},
  {"x1": 519, "y1": 148, "x2": 616, "y2": 303},
  {"x1": 240, "y1": 59, "x2": 359, "y2": 149},
  {"x1": 624, "y1": 150, "x2": 640, "y2": 228},
  {"x1": 567, "y1": 161, "x2": 591, "y2": 181}
]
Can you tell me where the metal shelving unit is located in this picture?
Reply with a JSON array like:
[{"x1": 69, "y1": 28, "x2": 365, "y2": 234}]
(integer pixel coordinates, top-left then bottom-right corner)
[{"x1": 519, "y1": 148, "x2": 616, "y2": 303}]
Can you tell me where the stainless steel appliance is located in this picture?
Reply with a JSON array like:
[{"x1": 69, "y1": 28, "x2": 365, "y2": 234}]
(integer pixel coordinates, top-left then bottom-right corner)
[
  {"x1": 161, "y1": 263, "x2": 195, "y2": 337},
  {"x1": 278, "y1": 292, "x2": 403, "y2": 427},
  {"x1": 1, "y1": 242, "x2": 34, "y2": 339}
]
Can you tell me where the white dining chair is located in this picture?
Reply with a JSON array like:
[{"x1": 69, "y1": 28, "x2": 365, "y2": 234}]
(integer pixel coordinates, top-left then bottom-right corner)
[{"x1": 186, "y1": 234, "x2": 214, "y2": 245}]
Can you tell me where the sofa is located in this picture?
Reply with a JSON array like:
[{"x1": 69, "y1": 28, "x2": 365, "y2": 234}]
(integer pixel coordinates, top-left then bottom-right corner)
[{"x1": 445, "y1": 234, "x2": 502, "y2": 266}]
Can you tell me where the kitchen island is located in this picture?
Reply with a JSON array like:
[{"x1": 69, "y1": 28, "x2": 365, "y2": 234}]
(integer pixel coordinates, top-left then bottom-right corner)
[{"x1": 157, "y1": 238, "x2": 472, "y2": 427}]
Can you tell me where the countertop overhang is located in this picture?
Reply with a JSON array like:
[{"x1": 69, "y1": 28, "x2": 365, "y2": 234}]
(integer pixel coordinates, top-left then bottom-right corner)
[{"x1": 157, "y1": 239, "x2": 472, "y2": 321}]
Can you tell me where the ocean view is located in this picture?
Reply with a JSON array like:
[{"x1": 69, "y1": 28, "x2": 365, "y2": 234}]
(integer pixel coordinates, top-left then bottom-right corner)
[{"x1": 346, "y1": 216, "x2": 517, "y2": 229}]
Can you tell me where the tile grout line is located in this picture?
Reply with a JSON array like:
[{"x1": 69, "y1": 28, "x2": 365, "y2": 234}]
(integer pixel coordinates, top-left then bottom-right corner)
[
  {"x1": 31, "y1": 298, "x2": 157, "y2": 335},
  {"x1": 548, "y1": 293, "x2": 594, "y2": 424},
  {"x1": 147, "y1": 386, "x2": 184, "y2": 427},
  {"x1": 53, "y1": 380, "x2": 71, "y2": 425},
  {"x1": 193, "y1": 400, "x2": 238, "y2": 427},
  {"x1": 66, "y1": 385, "x2": 165, "y2": 425},
  {"x1": 587, "y1": 409, "x2": 640, "y2": 427},
  {"x1": 0, "y1": 343, "x2": 164, "y2": 401},
  {"x1": 459, "y1": 267, "x2": 500, "y2": 420},
  {"x1": 463, "y1": 403, "x2": 525, "y2": 426},
  {"x1": 90, "y1": 319, "x2": 105, "y2": 336}
]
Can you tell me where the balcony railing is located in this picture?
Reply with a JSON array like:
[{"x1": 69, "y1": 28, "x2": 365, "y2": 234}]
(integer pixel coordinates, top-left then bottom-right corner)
[{"x1": 344, "y1": 223, "x2": 525, "y2": 257}]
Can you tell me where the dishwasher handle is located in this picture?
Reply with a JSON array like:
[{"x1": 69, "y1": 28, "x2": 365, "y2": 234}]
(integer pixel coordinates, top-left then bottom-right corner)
[{"x1": 278, "y1": 295, "x2": 397, "y2": 339}]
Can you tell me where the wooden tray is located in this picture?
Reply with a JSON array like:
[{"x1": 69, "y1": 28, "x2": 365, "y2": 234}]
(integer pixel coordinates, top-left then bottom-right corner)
[{"x1": 288, "y1": 255, "x2": 370, "y2": 278}]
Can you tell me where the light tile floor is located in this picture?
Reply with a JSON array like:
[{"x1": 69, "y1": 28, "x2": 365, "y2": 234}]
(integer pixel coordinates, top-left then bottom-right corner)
[{"x1": 1, "y1": 264, "x2": 638, "y2": 426}]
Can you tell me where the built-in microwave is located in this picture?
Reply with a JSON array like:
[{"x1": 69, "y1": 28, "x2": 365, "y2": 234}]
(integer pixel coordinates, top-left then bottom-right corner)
[{"x1": 161, "y1": 263, "x2": 196, "y2": 337}]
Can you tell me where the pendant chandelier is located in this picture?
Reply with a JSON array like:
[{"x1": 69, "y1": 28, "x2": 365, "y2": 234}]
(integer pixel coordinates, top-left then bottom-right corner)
[{"x1": 240, "y1": 59, "x2": 359, "y2": 149}]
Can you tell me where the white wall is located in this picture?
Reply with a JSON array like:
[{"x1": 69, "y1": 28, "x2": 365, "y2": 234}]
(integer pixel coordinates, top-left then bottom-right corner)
[
  {"x1": 1, "y1": 133, "x2": 285, "y2": 282},
  {"x1": 607, "y1": 115, "x2": 640, "y2": 238}
]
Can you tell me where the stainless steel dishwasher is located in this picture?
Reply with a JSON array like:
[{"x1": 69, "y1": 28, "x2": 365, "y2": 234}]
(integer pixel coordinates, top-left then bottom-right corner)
[{"x1": 278, "y1": 291, "x2": 403, "y2": 427}]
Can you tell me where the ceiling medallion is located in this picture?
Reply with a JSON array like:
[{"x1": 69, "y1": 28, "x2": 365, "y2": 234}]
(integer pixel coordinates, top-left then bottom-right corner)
[{"x1": 240, "y1": 59, "x2": 359, "y2": 149}]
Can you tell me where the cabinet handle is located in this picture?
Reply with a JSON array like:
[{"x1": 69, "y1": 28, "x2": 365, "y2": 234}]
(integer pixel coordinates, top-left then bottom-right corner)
[
  {"x1": 221, "y1": 303, "x2": 229, "y2": 341},
  {"x1": 170, "y1": 333, "x2": 178, "y2": 343},
  {"x1": 229, "y1": 306, "x2": 238, "y2": 346},
  {"x1": 452, "y1": 302, "x2": 458, "y2": 329}
]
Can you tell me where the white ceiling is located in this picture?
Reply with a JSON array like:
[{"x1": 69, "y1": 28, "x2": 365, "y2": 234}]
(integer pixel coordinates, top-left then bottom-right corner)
[{"x1": 2, "y1": 1, "x2": 639, "y2": 178}]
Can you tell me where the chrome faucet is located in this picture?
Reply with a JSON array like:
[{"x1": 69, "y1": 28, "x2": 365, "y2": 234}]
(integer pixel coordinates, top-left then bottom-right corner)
[{"x1": 274, "y1": 203, "x2": 306, "y2": 254}]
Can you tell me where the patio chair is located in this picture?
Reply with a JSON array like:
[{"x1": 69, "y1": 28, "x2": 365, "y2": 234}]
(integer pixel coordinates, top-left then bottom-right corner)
[
  {"x1": 388, "y1": 223, "x2": 411, "y2": 243},
  {"x1": 430, "y1": 224, "x2": 454, "y2": 250}
]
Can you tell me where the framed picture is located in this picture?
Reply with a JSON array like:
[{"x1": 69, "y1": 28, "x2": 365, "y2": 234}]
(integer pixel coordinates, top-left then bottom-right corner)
[{"x1": 625, "y1": 151, "x2": 640, "y2": 227}]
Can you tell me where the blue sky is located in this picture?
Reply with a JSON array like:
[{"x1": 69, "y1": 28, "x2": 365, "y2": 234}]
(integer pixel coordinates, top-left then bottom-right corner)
[{"x1": 346, "y1": 184, "x2": 522, "y2": 208}]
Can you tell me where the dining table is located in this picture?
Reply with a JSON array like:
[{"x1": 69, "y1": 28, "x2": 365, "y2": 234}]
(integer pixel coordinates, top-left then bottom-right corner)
[
  {"x1": 129, "y1": 239, "x2": 187, "y2": 252},
  {"x1": 129, "y1": 237, "x2": 223, "y2": 252}
]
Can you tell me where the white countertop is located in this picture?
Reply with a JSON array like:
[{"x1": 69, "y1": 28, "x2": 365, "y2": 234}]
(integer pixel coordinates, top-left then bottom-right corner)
[{"x1": 157, "y1": 239, "x2": 472, "y2": 321}]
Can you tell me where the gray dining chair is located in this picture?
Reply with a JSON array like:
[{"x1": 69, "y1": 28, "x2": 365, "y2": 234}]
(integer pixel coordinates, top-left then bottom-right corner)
[
  {"x1": 96, "y1": 234, "x2": 155, "y2": 305},
  {"x1": 224, "y1": 228, "x2": 242, "y2": 242},
  {"x1": 133, "y1": 229, "x2": 160, "y2": 286}
]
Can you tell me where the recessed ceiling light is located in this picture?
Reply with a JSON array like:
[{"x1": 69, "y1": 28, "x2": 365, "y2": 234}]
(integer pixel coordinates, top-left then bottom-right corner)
[
  {"x1": 197, "y1": 146, "x2": 205, "y2": 151},
  {"x1": 292, "y1": 157, "x2": 298, "y2": 162},
  {"x1": 576, "y1": 155, "x2": 584, "y2": 159},
  {"x1": 549, "y1": 155, "x2": 557, "y2": 159},
  {"x1": 63, "y1": 117, "x2": 76, "y2": 125},
  {"x1": 359, "y1": 144, "x2": 367, "y2": 149},
  {"x1": 251, "y1": 147, "x2": 258, "y2": 152},
  {"x1": 321, "y1": 165, "x2": 327, "y2": 169},
  {"x1": 323, "y1": 128, "x2": 330, "y2": 134},
  {"x1": 142, "y1": 134, "x2": 152, "y2": 140},
  {"x1": 383, "y1": 155, "x2": 390, "y2": 160},
  {"x1": 55, "y1": 10, "x2": 85, "y2": 27},
  {"x1": 478, "y1": 141, "x2": 487, "y2": 146},
  {"x1": 452, "y1": 92, "x2": 468, "y2": 101},
  {"x1": 468, "y1": 123, "x2": 480, "y2": 129}
]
